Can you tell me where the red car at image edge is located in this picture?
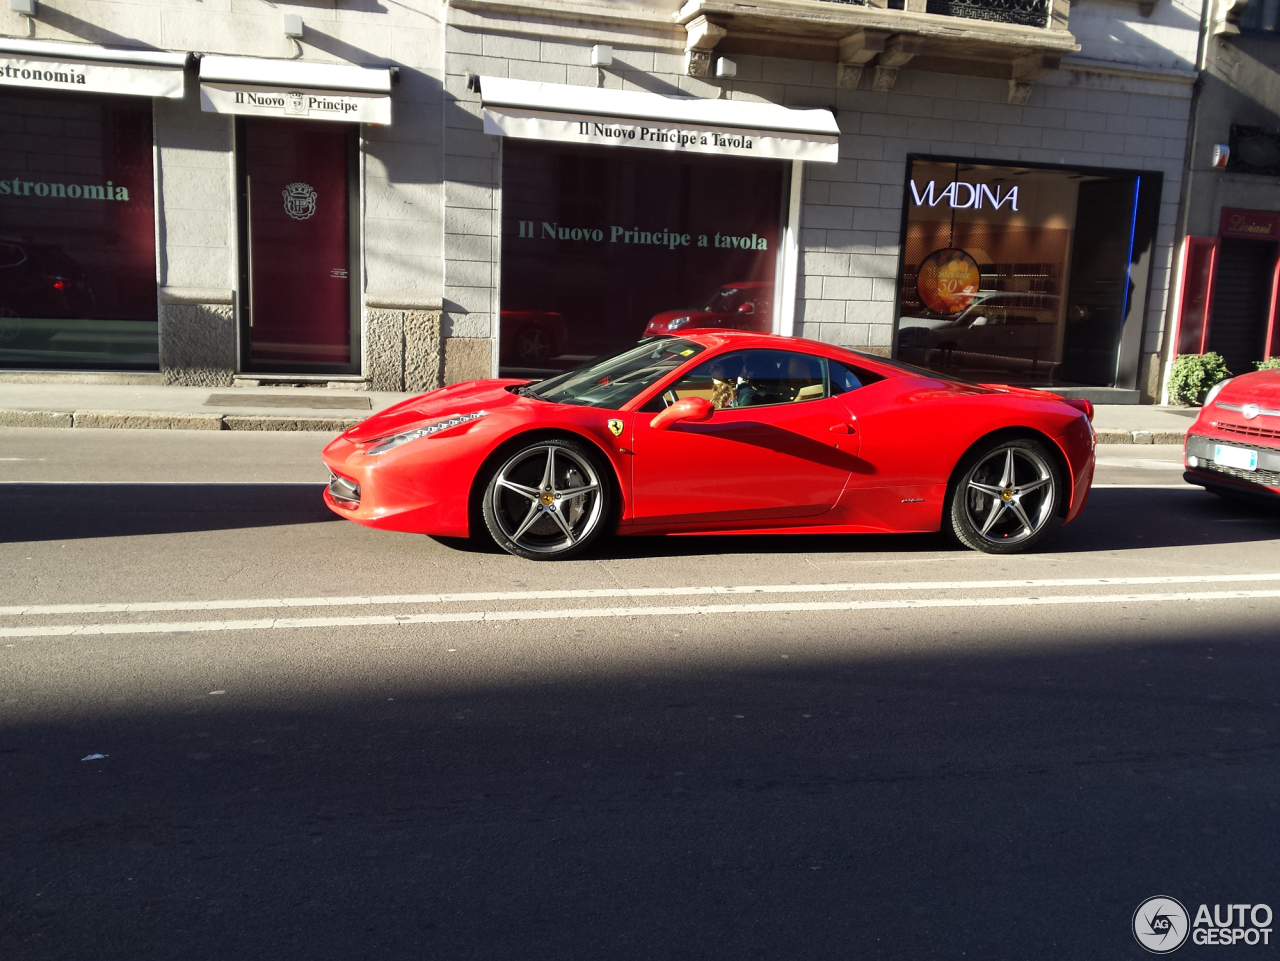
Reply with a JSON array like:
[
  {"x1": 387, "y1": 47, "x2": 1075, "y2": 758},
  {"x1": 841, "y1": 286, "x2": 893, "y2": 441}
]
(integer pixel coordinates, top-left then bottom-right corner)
[
  {"x1": 1183, "y1": 367, "x2": 1280, "y2": 503},
  {"x1": 322, "y1": 331, "x2": 1097, "y2": 560}
]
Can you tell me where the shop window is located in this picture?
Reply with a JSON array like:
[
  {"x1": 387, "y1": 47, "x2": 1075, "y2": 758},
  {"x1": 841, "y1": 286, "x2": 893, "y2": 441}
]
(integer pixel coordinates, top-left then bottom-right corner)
[
  {"x1": 1174, "y1": 237, "x2": 1219, "y2": 354},
  {"x1": 238, "y1": 118, "x2": 357, "y2": 372},
  {"x1": 0, "y1": 91, "x2": 157, "y2": 370},
  {"x1": 500, "y1": 141, "x2": 787, "y2": 377},
  {"x1": 894, "y1": 160, "x2": 1148, "y2": 388}
]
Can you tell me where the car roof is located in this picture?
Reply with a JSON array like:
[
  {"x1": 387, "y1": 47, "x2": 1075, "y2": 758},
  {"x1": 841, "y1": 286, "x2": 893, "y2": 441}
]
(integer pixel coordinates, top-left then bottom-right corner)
[{"x1": 676, "y1": 329, "x2": 886, "y2": 363}]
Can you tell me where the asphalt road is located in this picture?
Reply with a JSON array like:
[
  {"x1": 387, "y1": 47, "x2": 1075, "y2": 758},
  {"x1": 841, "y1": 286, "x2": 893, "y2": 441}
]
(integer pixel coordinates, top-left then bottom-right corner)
[{"x1": 2, "y1": 429, "x2": 1279, "y2": 960}]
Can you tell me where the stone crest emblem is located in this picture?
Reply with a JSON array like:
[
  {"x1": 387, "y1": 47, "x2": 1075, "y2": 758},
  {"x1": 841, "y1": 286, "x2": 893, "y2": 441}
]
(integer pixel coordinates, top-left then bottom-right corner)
[
  {"x1": 607, "y1": 419, "x2": 624, "y2": 437},
  {"x1": 282, "y1": 182, "x2": 317, "y2": 221}
]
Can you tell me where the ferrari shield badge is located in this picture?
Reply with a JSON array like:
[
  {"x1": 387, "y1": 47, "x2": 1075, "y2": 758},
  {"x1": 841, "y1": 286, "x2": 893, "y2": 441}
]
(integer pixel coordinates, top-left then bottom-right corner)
[{"x1": 607, "y1": 419, "x2": 624, "y2": 437}]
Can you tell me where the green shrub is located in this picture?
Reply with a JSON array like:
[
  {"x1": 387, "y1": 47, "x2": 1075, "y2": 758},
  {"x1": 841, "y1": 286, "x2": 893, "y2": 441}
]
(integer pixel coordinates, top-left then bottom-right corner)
[
  {"x1": 1257, "y1": 356, "x2": 1280, "y2": 371},
  {"x1": 1167, "y1": 352, "x2": 1231, "y2": 405}
]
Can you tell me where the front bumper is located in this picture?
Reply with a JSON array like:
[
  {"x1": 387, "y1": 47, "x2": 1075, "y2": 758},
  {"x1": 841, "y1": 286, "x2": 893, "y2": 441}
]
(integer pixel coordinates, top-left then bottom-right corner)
[
  {"x1": 1183, "y1": 433, "x2": 1280, "y2": 497},
  {"x1": 320, "y1": 433, "x2": 475, "y2": 537}
]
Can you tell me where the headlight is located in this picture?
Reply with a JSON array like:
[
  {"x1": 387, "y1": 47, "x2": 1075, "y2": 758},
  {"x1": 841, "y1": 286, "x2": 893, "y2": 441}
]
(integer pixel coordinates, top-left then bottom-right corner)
[
  {"x1": 1204, "y1": 378, "x2": 1233, "y2": 407},
  {"x1": 668, "y1": 316, "x2": 692, "y2": 330},
  {"x1": 365, "y1": 410, "x2": 488, "y2": 454}
]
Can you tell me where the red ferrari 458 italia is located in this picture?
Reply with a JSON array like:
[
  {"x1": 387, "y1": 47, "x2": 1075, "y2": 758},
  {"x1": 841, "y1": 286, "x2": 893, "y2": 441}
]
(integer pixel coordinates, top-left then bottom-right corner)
[
  {"x1": 322, "y1": 331, "x2": 1096, "y2": 559},
  {"x1": 1183, "y1": 366, "x2": 1280, "y2": 504}
]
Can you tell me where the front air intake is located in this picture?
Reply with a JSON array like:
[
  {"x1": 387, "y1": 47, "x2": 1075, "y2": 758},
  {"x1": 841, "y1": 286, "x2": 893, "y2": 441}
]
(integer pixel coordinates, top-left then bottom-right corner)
[{"x1": 327, "y1": 473, "x2": 361, "y2": 507}]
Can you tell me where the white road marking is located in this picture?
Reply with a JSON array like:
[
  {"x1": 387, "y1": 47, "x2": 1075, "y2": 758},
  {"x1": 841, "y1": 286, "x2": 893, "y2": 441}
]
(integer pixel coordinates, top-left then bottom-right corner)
[
  {"x1": 4, "y1": 572, "x2": 1280, "y2": 618},
  {"x1": 2, "y1": 589, "x2": 1279, "y2": 640},
  {"x1": 1092, "y1": 484, "x2": 1190, "y2": 489},
  {"x1": 1095, "y1": 458, "x2": 1185, "y2": 470}
]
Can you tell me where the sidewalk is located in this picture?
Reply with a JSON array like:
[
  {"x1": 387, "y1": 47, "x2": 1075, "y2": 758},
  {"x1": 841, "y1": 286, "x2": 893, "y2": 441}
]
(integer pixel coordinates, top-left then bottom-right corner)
[
  {"x1": 0, "y1": 382, "x2": 415, "y2": 432},
  {"x1": 0, "y1": 379, "x2": 1199, "y2": 442}
]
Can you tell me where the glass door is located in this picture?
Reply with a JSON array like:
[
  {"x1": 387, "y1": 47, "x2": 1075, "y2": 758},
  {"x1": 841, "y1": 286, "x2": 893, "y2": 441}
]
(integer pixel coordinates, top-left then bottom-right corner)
[{"x1": 238, "y1": 118, "x2": 357, "y2": 372}]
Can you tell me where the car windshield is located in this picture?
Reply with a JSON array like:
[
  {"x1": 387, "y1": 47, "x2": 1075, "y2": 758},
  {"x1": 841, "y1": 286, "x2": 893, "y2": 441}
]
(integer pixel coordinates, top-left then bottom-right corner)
[
  {"x1": 525, "y1": 337, "x2": 705, "y2": 408},
  {"x1": 704, "y1": 288, "x2": 744, "y2": 311}
]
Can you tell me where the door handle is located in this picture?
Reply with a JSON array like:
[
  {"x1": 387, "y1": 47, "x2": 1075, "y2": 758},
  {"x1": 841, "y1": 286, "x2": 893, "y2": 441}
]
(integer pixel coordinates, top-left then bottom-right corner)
[{"x1": 829, "y1": 423, "x2": 855, "y2": 434}]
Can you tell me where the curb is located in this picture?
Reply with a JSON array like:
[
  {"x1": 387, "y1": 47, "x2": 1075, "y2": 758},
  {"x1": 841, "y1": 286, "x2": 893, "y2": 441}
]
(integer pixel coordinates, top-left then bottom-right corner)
[
  {"x1": 0, "y1": 408, "x2": 363, "y2": 432},
  {"x1": 1095, "y1": 429, "x2": 1187, "y2": 445}
]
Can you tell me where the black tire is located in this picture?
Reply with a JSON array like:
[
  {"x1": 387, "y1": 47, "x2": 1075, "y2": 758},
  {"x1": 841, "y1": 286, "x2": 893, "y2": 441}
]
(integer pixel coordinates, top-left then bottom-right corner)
[
  {"x1": 481, "y1": 437, "x2": 612, "y2": 560},
  {"x1": 946, "y1": 436, "x2": 1064, "y2": 554}
]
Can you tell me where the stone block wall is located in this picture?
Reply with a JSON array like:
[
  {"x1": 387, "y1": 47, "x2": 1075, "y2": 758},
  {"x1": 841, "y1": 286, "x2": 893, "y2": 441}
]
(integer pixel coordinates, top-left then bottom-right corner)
[
  {"x1": 158, "y1": 300, "x2": 236, "y2": 387},
  {"x1": 364, "y1": 306, "x2": 445, "y2": 391}
]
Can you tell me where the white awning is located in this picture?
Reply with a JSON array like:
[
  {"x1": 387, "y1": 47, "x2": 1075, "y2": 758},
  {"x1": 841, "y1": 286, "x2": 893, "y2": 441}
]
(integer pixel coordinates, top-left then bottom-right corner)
[
  {"x1": 479, "y1": 77, "x2": 839, "y2": 163},
  {"x1": 198, "y1": 55, "x2": 393, "y2": 126},
  {"x1": 0, "y1": 39, "x2": 188, "y2": 99}
]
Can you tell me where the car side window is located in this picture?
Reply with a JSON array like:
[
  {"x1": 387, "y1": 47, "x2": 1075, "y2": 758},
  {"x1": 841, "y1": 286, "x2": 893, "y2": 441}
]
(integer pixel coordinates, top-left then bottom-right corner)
[
  {"x1": 828, "y1": 360, "x2": 882, "y2": 396},
  {"x1": 659, "y1": 349, "x2": 828, "y2": 410}
]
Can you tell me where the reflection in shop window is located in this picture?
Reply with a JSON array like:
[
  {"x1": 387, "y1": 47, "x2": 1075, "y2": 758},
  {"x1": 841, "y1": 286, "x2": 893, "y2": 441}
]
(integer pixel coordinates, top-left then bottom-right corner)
[
  {"x1": 0, "y1": 91, "x2": 157, "y2": 370},
  {"x1": 894, "y1": 160, "x2": 1145, "y2": 388},
  {"x1": 500, "y1": 141, "x2": 787, "y2": 378}
]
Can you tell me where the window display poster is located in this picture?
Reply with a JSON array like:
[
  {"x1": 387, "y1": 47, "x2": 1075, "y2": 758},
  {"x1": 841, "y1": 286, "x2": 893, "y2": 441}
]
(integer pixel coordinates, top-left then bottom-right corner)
[
  {"x1": 0, "y1": 90, "x2": 157, "y2": 369},
  {"x1": 895, "y1": 160, "x2": 1141, "y2": 388},
  {"x1": 500, "y1": 141, "x2": 786, "y2": 375},
  {"x1": 243, "y1": 118, "x2": 352, "y2": 369}
]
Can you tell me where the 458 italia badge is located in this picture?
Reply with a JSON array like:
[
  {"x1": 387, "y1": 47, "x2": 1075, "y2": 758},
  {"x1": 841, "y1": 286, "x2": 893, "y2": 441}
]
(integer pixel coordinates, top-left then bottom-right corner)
[{"x1": 607, "y1": 419, "x2": 624, "y2": 437}]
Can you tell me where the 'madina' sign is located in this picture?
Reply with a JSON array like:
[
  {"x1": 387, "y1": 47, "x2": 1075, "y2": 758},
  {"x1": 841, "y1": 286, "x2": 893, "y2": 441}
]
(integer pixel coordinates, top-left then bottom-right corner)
[{"x1": 910, "y1": 180, "x2": 1019, "y2": 212}]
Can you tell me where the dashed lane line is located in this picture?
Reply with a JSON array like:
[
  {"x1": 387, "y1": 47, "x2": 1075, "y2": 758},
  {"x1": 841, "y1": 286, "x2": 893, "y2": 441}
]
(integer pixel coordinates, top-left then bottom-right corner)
[
  {"x1": 4, "y1": 573, "x2": 1280, "y2": 618},
  {"x1": 2, "y1": 589, "x2": 1280, "y2": 640}
]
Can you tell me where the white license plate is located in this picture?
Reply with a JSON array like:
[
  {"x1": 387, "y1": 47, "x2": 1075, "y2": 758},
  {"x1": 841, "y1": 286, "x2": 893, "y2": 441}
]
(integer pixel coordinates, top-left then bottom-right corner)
[{"x1": 1215, "y1": 444, "x2": 1258, "y2": 471}]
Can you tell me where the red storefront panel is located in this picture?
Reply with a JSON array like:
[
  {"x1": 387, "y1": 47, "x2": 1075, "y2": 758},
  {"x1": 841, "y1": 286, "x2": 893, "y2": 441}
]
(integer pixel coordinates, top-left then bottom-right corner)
[
  {"x1": 243, "y1": 119, "x2": 352, "y2": 368},
  {"x1": 1174, "y1": 236, "x2": 1219, "y2": 355}
]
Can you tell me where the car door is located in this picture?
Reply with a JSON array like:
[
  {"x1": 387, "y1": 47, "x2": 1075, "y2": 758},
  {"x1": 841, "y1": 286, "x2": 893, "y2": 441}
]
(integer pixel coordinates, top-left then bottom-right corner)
[{"x1": 630, "y1": 348, "x2": 860, "y2": 529}]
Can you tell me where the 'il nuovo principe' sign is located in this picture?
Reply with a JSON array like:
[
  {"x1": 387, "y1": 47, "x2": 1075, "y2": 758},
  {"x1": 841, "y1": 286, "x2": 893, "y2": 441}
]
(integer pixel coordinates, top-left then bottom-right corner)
[
  {"x1": 200, "y1": 82, "x2": 391, "y2": 125},
  {"x1": 0, "y1": 55, "x2": 185, "y2": 99},
  {"x1": 483, "y1": 106, "x2": 839, "y2": 163}
]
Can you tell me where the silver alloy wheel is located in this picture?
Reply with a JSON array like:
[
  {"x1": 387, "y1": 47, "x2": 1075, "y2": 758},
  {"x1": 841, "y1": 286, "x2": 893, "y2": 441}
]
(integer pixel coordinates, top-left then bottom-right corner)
[
  {"x1": 962, "y1": 445, "x2": 1056, "y2": 545},
  {"x1": 490, "y1": 444, "x2": 604, "y2": 554}
]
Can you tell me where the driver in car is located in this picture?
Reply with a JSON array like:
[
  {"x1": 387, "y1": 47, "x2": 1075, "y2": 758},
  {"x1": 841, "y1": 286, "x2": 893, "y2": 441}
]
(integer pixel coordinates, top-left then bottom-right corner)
[{"x1": 730, "y1": 354, "x2": 780, "y2": 408}]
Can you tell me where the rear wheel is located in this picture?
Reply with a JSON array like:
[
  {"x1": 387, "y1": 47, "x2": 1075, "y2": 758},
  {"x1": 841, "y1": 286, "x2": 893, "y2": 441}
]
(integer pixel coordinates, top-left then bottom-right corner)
[
  {"x1": 482, "y1": 437, "x2": 611, "y2": 560},
  {"x1": 947, "y1": 438, "x2": 1062, "y2": 554}
]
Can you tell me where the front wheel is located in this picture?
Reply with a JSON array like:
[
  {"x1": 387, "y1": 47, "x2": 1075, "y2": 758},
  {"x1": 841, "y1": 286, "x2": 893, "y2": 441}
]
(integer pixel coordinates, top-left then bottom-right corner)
[
  {"x1": 946, "y1": 438, "x2": 1063, "y2": 554},
  {"x1": 481, "y1": 437, "x2": 612, "y2": 560}
]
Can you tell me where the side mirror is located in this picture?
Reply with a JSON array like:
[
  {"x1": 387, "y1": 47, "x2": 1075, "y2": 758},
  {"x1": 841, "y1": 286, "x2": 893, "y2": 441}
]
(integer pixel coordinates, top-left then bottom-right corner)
[
  {"x1": 736, "y1": 302, "x2": 755, "y2": 314},
  {"x1": 649, "y1": 396, "x2": 714, "y2": 430}
]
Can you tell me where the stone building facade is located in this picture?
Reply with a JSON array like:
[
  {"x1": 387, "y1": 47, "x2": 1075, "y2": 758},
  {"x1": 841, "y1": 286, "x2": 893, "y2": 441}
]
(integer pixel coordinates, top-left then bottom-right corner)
[
  {"x1": 1, "y1": 0, "x2": 1207, "y2": 401},
  {"x1": 1164, "y1": 0, "x2": 1280, "y2": 394}
]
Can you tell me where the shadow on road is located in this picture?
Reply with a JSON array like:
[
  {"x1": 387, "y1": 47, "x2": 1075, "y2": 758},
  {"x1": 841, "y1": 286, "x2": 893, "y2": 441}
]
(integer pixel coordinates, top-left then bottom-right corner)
[
  {"x1": 445, "y1": 487, "x2": 1280, "y2": 559},
  {"x1": 4, "y1": 485, "x2": 1277, "y2": 560},
  {"x1": 0, "y1": 484, "x2": 337, "y2": 543},
  {"x1": 1, "y1": 618, "x2": 1277, "y2": 960}
]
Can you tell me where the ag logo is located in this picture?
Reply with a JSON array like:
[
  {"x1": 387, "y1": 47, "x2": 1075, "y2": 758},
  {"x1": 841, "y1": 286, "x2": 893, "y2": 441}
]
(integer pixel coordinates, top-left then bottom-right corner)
[
  {"x1": 282, "y1": 182, "x2": 317, "y2": 221},
  {"x1": 607, "y1": 419, "x2": 624, "y2": 437},
  {"x1": 1134, "y1": 896, "x2": 1190, "y2": 954}
]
